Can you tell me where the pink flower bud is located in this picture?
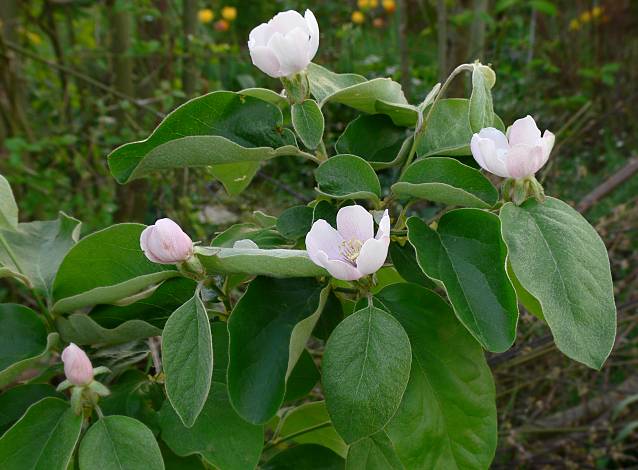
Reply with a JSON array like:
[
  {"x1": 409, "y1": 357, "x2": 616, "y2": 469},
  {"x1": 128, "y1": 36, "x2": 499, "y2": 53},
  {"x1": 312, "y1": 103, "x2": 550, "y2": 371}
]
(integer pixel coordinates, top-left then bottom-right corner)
[
  {"x1": 61, "y1": 343, "x2": 94, "y2": 386},
  {"x1": 140, "y1": 218, "x2": 193, "y2": 264}
]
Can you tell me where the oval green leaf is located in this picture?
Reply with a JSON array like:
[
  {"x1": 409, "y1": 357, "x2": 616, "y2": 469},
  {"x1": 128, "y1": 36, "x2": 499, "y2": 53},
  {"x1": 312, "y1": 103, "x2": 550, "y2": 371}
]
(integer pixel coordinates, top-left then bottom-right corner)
[
  {"x1": 407, "y1": 210, "x2": 518, "y2": 352},
  {"x1": 162, "y1": 295, "x2": 213, "y2": 427},
  {"x1": 392, "y1": 157, "x2": 498, "y2": 208},
  {"x1": 0, "y1": 175, "x2": 18, "y2": 231},
  {"x1": 55, "y1": 314, "x2": 161, "y2": 346},
  {"x1": 276, "y1": 205, "x2": 314, "y2": 241},
  {"x1": 315, "y1": 155, "x2": 381, "y2": 202},
  {"x1": 376, "y1": 283, "x2": 497, "y2": 469},
  {"x1": 159, "y1": 381, "x2": 264, "y2": 470},
  {"x1": 79, "y1": 415, "x2": 164, "y2": 470},
  {"x1": 52, "y1": 224, "x2": 179, "y2": 313},
  {"x1": 292, "y1": 99, "x2": 325, "y2": 149},
  {"x1": 323, "y1": 305, "x2": 412, "y2": 443},
  {"x1": 500, "y1": 197, "x2": 616, "y2": 369},
  {"x1": 228, "y1": 277, "x2": 328, "y2": 424},
  {"x1": 345, "y1": 431, "x2": 403, "y2": 470},
  {"x1": 0, "y1": 397, "x2": 82, "y2": 470}
]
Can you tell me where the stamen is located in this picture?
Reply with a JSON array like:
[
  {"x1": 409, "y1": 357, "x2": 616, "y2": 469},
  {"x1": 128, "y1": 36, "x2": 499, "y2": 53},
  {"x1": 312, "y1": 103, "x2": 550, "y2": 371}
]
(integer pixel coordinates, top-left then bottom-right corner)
[{"x1": 340, "y1": 239, "x2": 363, "y2": 264}]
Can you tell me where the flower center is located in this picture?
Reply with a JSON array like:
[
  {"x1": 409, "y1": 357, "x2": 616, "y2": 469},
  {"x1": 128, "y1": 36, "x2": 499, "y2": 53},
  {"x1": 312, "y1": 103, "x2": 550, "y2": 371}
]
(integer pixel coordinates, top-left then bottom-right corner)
[{"x1": 340, "y1": 238, "x2": 363, "y2": 264}]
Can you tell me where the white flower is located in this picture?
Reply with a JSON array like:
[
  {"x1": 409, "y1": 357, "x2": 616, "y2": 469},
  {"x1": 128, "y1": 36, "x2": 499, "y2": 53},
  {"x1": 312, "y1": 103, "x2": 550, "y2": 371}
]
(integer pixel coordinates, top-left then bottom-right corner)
[
  {"x1": 305, "y1": 206, "x2": 390, "y2": 281},
  {"x1": 248, "y1": 9, "x2": 319, "y2": 78},
  {"x1": 470, "y1": 115, "x2": 555, "y2": 179},
  {"x1": 140, "y1": 218, "x2": 193, "y2": 264},
  {"x1": 61, "y1": 343, "x2": 93, "y2": 386}
]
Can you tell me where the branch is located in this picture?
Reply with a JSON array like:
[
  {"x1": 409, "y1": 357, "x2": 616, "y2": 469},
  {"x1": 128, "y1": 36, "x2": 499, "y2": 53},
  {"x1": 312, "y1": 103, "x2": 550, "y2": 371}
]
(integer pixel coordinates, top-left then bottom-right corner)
[{"x1": 577, "y1": 157, "x2": 638, "y2": 213}]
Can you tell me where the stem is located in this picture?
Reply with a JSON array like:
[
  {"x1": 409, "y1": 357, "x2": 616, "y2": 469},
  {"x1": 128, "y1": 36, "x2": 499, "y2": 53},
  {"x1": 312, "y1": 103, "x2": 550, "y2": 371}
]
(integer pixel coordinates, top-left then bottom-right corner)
[{"x1": 264, "y1": 422, "x2": 333, "y2": 451}]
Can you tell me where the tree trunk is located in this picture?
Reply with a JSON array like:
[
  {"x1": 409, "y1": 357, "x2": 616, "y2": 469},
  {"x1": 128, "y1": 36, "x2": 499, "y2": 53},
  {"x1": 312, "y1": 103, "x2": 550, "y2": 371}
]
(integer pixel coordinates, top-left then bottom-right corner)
[
  {"x1": 397, "y1": 0, "x2": 411, "y2": 98},
  {"x1": 182, "y1": 0, "x2": 197, "y2": 97},
  {"x1": 469, "y1": 0, "x2": 488, "y2": 61},
  {"x1": 436, "y1": 0, "x2": 448, "y2": 82}
]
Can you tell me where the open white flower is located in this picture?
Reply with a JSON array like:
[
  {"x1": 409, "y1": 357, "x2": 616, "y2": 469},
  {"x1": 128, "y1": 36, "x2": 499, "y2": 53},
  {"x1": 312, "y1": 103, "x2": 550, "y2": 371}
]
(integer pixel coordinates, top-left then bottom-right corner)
[
  {"x1": 248, "y1": 9, "x2": 319, "y2": 78},
  {"x1": 470, "y1": 115, "x2": 555, "y2": 179},
  {"x1": 305, "y1": 206, "x2": 390, "y2": 281}
]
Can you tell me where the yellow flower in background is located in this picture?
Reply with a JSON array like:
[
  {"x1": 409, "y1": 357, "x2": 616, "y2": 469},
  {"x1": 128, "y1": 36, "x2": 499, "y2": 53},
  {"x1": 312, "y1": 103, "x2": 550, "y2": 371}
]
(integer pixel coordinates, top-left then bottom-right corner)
[
  {"x1": 351, "y1": 11, "x2": 365, "y2": 24},
  {"x1": 591, "y1": 6, "x2": 603, "y2": 18},
  {"x1": 579, "y1": 10, "x2": 591, "y2": 23},
  {"x1": 357, "y1": 0, "x2": 370, "y2": 9},
  {"x1": 382, "y1": 0, "x2": 396, "y2": 13},
  {"x1": 26, "y1": 31, "x2": 42, "y2": 45},
  {"x1": 568, "y1": 18, "x2": 580, "y2": 31},
  {"x1": 198, "y1": 8, "x2": 214, "y2": 24},
  {"x1": 369, "y1": 0, "x2": 378, "y2": 7},
  {"x1": 221, "y1": 6, "x2": 237, "y2": 22}
]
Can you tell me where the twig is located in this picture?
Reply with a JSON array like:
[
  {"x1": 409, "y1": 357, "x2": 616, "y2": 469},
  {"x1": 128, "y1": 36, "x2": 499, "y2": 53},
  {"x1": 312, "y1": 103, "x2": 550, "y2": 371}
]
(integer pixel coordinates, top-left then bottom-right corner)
[{"x1": 577, "y1": 157, "x2": 638, "y2": 213}]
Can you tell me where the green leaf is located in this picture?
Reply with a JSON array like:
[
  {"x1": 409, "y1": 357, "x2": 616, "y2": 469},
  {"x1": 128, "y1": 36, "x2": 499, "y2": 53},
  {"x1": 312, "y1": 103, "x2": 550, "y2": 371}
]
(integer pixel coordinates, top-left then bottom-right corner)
[
  {"x1": 323, "y1": 305, "x2": 412, "y2": 443},
  {"x1": 345, "y1": 431, "x2": 403, "y2": 470},
  {"x1": 0, "y1": 212, "x2": 81, "y2": 299},
  {"x1": 388, "y1": 242, "x2": 436, "y2": 288},
  {"x1": 0, "y1": 384, "x2": 63, "y2": 435},
  {"x1": 195, "y1": 246, "x2": 327, "y2": 278},
  {"x1": 500, "y1": 197, "x2": 616, "y2": 369},
  {"x1": 392, "y1": 157, "x2": 498, "y2": 208},
  {"x1": 160, "y1": 442, "x2": 206, "y2": 470},
  {"x1": 469, "y1": 64, "x2": 496, "y2": 132},
  {"x1": 239, "y1": 87, "x2": 289, "y2": 109},
  {"x1": 263, "y1": 444, "x2": 345, "y2": 470},
  {"x1": 292, "y1": 99, "x2": 325, "y2": 149},
  {"x1": 418, "y1": 99, "x2": 473, "y2": 157},
  {"x1": 407, "y1": 211, "x2": 518, "y2": 352},
  {"x1": 315, "y1": 155, "x2": 381, "y2": 202},
  {"x1": 277, "y1": 205, "x2": 314, "y2": 240},
  {"x1": 0, "y1": 397, "x2": 82, "y2": 470},
  {"x1": 307, "y1": 63, "x2": 366, "y2": 103},
  {"x1": 374, "y1": 99, "x2": 419, "y2": 127},
  {"x1": 228, "y1": 277, "x2": 329, "y2": 424},
  {"x1": 276, "y1": 401, "x2": 348, "y2": 458},
  {"x1": 312, "y1": 291, "x2": 344, "y2": 341},
  {"x1": 162, "y1": 295, "x2": 213, "y2": 427},
  {"x1": 284, "y1": 349, "x2": 320, "y2": 403},
  {"x1": 212, "y1": 223, "x2": 288, "y2": 248},
  {"x1": 0, "y1": 175, "x2": 18, "y2": 231},
  {"x1": 312, "y1": 200, "x2": 338, "y2": 228},
  {"x1": 159, "y1": 381, "x2": 264, "y2": 470},
  {"x1": 78, "y1": 416, "x2": 164, "y2": 470},
  {"x1": 335, "y1": 115, "x2": 407, "y2": 168},
  {"x1": 0, "y1": 304, "x2": 58, "y2": 388},
  {"x1": 55, "y1": 314, "x2": 161, "y2": 346},
  {"x1": 376, "y1": 284, "x2": 497, "y2": 470},
  {"x1": 108, "y1": 91, "x2": 303, "y2": 184},
  {"x1": 207, "y1": 161, "x2": 262, "y2": 196},
  {"x1": 211, "y1": 322, "x2": 229, "y2": 383},
  {"x1": 52, "y1": 224, "x2": 178, "y2": 313},
  {"x1": 89, "y1": 278, "x2": 197, "y2": 329}
]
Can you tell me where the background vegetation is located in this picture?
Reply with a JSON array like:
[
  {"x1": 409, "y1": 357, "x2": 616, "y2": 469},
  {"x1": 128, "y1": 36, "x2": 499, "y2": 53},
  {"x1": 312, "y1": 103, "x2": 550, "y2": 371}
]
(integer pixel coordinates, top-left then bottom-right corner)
[{"x1": 1, "y1": 0, "x2": 636, "y2": 467}]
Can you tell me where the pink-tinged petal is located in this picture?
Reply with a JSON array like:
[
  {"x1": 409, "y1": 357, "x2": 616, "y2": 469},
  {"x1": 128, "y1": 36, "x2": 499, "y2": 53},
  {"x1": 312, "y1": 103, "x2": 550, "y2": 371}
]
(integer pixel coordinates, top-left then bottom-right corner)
[
  {"x1": 305, "y1": 219, "x2": 344, "y2": 266},
  {"x1": 356, "y1": 237, "x2": 389, "y2": 275},
  {"x1": 477, "y1": 138, "x2": 510, "y2": 177},
  {"x1": 477, "y1": 127, "x2": 508, "y2": 150},
  {"x1": 61, "y1": 343, "x2": 93, "y2": 386},
  {"x1": 304, "y1": 9, "x2": 319, "y2": 61},
  {"x1": 506, "y1": 144, "x2": 544, "y2": 178},
  {"x1": 336, "y1": 205, "x2": 374, "y2": 242},
  {"x1": 316, "y1": 251, "x2": 363, "y2": 281},
  {"x1": 507, "y1": 115, "x2": 541, "y2": 146},
  {"x1": 268, "y1": 10, "x2": 308, "y2": 35},
  {"x1": 140, "y1": 226, "x2": 164, "y2": 264},
  {"x1": 141, "y1": 218, "x2": 192, "y2": 264},
  {"x1": 375, "y1": 210, "x2": 390, "y2": 240},
  {"x1": 540, "y1": 130, "x2": 555, "y2": 165},
  {"x1": 248, "y1": 23, "x2": 273, "y2": 48},
  {"x1": 267, "y1": 28, "x2": 311, "y2": 76},
  {"x1": 249, "y1": 45, "x2": 282, "y2": 77},
  {"x1": 471, "y1": 134, "x2": 488, "y2": 170}
]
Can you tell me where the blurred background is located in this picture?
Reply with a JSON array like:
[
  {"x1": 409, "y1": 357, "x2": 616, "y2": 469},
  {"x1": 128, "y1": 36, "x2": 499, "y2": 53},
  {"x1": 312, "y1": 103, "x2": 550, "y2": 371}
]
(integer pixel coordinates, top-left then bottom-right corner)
[{"x1": 0, "y1": 0, "x2": 637, "y2": 467}]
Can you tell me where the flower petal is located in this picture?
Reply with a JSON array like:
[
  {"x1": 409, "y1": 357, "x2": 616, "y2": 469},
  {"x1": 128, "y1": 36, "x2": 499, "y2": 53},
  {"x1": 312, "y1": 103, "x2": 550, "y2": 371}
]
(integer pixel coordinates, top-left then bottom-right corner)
[
  {"x1": 305, "y1": 219, "x2": 344, "y2": 266},
  {"x1": 336, "y1": 205, "x2": 374, "y2": 243},
  {"x1": 356, "y1": 237, "x2": 390, "y2": 275},
  {"x1": 317, "y1": 251, "x2": 363, "y2": 281},
  {"x1": 541, "y1": 129, "x2": 555, "y2": 165},
  {"x1": 475, "y1": 137, "x2": 510, "y2": 177},
  {"x1": 248, "y1": 23, "x2": 273, "y2": 48},
  {"x1": 507, "y1": 115, "x2": 541, "y2": 146},
  {"x1": 304, "y1": 9, "x2": 319, "y2": 61},
  {"x1": 375, "y1": 210, "x2": 390, "y2": 240},
  {"x1": 267, "y1": 28, "x2": 311, "y2": 76},
  {"x1": 268, "y1": 10, "x2": 307, "y2": 35},
  {"x1": 506, "y1": 144, "x2": 544, "y2": 178},
  {"x1": 477, "y1": 127, "x2": 508, "y2": 150},
  {"x1": 249, "y1": 45, "x2": 282, "y2": 77}
]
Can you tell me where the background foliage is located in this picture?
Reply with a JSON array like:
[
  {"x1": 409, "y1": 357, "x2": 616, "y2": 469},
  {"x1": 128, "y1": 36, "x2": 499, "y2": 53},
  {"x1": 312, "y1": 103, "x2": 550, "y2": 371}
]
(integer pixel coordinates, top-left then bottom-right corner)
[{"x1": 1, "y1": 0, "x2": 637, "y2": 467}]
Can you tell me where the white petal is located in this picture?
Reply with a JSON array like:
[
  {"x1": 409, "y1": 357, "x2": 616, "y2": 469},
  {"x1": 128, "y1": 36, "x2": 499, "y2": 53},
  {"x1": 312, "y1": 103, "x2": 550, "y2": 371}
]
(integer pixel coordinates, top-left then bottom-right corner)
[
  {"x1": 356, "y1": 237, "x2": 389, "y2": 275},
  {"x1": 249, "y1": 45, "x2": 282, "y2": 77},
  {"x1": 471, "y1": 134, "x2": 488, "y2": 169},
  {"x1": 248, "y1": 23, "x2": 273, "y2": 48},
  {"x1": 336, "y1": 205, "x2": 374, "y2": 242},
  {"x1": 477, "y1": 138, "x2": 510, "y2": 177},
  {"x1": 317, "y1": 251, "x2": 363, "y2": 281},
  {"x1": 305, "y1": 219, "x2": 344, "y2": 266},
  {"x1": 375, "y1": 210, "x2": 390, "y2": 240},
  {"x1": 541, "y1": 130, "x2": 555, "y2": 165},
  {"x1": 304, "y1": 9, "x2": 319, "y2": 61},
  {"x1": 268, "y1": 10, "x2": 307, "y2": 35},
  {"x1": 507, "y1": 115, "x2": 541, "y2": 146},
  {"x1": 477, "y1": 127, "x2": 508, "y2": 150},
  {"x1": 140, "y1": 226, "x2": 164, "y2": 263},
  {"x1": 506, "y1": 144, "x2": 544, "y2": 178},
  {"x1": 267, "y1": 28, "x2": 311, "y2": 76}
]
